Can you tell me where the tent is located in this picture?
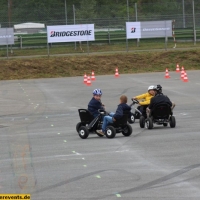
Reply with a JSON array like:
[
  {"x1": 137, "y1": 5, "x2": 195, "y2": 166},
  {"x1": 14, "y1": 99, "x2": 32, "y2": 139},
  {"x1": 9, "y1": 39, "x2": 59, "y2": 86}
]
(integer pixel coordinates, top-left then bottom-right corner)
[{"x1": 14, "y1": 22, "x2": 45, "y2": 34}]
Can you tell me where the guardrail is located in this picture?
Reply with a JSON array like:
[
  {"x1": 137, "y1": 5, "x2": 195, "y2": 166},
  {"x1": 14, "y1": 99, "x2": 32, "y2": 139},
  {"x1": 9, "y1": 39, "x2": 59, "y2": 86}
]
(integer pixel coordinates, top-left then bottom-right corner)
[{"x1": 10, "y1": 28, "x2": 199, "y2": 49}]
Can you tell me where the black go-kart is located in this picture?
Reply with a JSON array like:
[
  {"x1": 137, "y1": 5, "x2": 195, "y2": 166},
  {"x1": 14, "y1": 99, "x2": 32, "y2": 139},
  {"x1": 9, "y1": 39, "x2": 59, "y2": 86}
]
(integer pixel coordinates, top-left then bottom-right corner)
[
  {"x1": 140, "y1": 103, "x2": 176, "y2": 129},
  {"x1": 76, "y1": 109, "x2": 133, "y2": 139},
  {"x1": 128, "y1": 99, "x2": 142, "y2": 124}
]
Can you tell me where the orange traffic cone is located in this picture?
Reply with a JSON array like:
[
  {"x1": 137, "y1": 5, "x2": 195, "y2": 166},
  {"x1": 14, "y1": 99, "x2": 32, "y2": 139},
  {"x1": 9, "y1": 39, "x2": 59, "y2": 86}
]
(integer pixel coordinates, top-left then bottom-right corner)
[
  {"x1": 115, "y1": 67, "x2": 119, "y2": 77},
  {"x1": 181, "y1": 66, "x2": 185, "y2": 71},
  {"x1": 183, "y1": 71, "x2": 189, "y2": 82},
  {"x1": 86, "y1": 75, "x2": 92, "y2": 86},
  {"x1": 83, "y1": 73, "x2": 87, "y2": 84},
  {"x1": 91, "y1": 70, "x2": 96, "y2": 81},
  {"x1": 176, "y1": 63, "x2": 180, "y2": 72},
  {"x1": 165, "y1": 68, "x2": 170, "y2": 78},
  {"x1": 180, "y1": 70, "x2": 185, "y2": 80}
]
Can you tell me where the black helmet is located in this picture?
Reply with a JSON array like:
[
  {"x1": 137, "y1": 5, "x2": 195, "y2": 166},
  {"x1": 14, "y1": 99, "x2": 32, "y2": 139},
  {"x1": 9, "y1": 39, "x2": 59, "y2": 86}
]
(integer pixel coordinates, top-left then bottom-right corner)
[{"x1": 157, "y1": 84, "x2": 162, "y2": 92}]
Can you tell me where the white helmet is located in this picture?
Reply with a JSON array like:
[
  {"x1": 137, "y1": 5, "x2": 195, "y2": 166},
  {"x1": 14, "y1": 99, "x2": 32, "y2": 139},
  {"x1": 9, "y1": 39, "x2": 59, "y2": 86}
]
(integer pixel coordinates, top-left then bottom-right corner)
[{"x1": 148, "y1": 85, "x2": 155, "y2": 91}]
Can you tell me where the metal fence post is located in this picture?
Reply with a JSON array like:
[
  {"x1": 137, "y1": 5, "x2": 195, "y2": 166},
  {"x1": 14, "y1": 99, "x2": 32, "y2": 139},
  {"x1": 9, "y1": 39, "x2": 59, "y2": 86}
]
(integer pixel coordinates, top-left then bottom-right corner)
[
  {"x1": 192, "y1": 0, "x2": 196, "y2": 45},
  {"x1": 65, "y1": 0, "x2": 67, "y2": 25},
  {"x1": 20, "y1": 36, "x2": 22, "y2": 49},
  {"x1": 126, "y1": 0, "x2": 129, "y2": 52},
  {"x1": 127, "y1": 0, "x2": 129, "y2": 22},
  {"x1": 73, "y1": 4, "x2": 76, "y2": 50},
  {"x1": 182, "y1": 0, "x2": 185, "y2": 28},
  {"x1": 135, "y1": 3, "x2": 139, "y2": 47}
]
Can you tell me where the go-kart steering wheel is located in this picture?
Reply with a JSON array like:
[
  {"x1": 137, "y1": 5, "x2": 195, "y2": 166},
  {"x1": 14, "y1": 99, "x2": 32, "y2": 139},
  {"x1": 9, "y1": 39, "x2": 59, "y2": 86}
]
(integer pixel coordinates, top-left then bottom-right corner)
[
  {"x1": 132, "y1": 99, "x2": 139, "y2": 104},
  {"x1": 133, "y1": 99, "x2": 140, "y2": 104}
]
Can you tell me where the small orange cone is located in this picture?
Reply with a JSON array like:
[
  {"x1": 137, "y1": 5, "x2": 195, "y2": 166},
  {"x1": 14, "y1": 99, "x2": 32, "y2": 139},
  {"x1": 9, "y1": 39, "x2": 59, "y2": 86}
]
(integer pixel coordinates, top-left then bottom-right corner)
[
  {"x1": 176, "y1": 63, "x2": 180, "y2": 72},
  {"x1": 91, "y1": 70, "x2": 96, "y2": 81},
  {"x1": 181, "y1": 66, "x2": 185, "y2": 71},
  {"x1": 86, "y1": 75, "x2": 92, "y2": 86},
  {"x1": 165, "y1": 68, "x2": 170, "y2": 78},
  {"x1": 180, "y1": 70, "x2": 185, "y2": 80},
  {"x1": 183, "y1": 71, "x2": 189, "y2": 82},
  {"x1": 83, "y1": 73, "x2": 87, "y2": 84},
  {"x1": 115, "y1": 67, "x2": 119, "y2": 77}
]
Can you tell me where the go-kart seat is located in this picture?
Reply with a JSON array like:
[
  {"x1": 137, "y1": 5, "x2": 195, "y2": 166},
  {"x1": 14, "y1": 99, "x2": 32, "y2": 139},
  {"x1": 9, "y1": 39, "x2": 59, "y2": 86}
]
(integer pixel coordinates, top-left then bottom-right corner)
[
  {"x1": 151, "y1": 104, "x2": 172, "y2": 119},
  {"x1": 113, "y1": 113, "x2": 129, "y2": 127},
  {"x1": 78, "y1": 109, "x2": 94, "y2": 124}
]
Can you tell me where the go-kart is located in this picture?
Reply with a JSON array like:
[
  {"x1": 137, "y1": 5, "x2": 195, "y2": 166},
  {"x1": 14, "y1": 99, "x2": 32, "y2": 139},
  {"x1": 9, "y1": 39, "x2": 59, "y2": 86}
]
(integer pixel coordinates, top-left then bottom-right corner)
[
  {"x1": 76, "y1": 109, "x2": 104, "y2": 139},
  {"x1": 105, "y1": 112, "x2": 133, "y2": 139},
  {"x1": 140, "y1": 103, "x2": 176, "y2": 129},
  {"x1": 76, "y1": 109, "x2": 132, "y2": 139},
  {"x1": 128, "y1": 99, "x2": 142, "y2": 124}
]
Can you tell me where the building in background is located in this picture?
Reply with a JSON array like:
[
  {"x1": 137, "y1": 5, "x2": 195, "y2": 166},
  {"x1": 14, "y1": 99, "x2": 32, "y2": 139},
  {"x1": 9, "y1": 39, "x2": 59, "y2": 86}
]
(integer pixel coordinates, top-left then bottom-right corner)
[{"x1": 14, "y1": 22, "x2": 45, "y2": 34}]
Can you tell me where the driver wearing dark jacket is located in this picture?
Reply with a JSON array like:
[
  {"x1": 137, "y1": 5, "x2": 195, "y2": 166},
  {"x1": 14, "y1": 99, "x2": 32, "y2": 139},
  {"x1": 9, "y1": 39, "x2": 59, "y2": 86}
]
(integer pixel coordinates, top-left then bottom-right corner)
[
  {"x1": 147, "y1": 86, "x2": 172, "y2": 117},
  {"x1": 96, "y1": 95, "x2": 131, "y2": 135}
]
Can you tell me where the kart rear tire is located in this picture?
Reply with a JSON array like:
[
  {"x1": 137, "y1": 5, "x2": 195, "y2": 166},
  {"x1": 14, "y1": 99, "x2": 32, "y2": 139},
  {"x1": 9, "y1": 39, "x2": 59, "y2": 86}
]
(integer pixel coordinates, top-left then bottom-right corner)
[
  {"x1": 78, "y1": 126, "x2": 89, "y2": 139},
  {"x1": 146, "y1": 118, "x2": 153, "y2": 129},
  {"x1": 170, "y1": 116, "x2": 176, "y2": 128},
  {"x1": 128, "y1": 113, "x2": 135, "y2": 124},
  {"x1": 122, "y1": 124, "x2": 132, "y2": 137},
  {"x1": 105, "y1": 126, "x2": 116, "y2": 139},
  {"x1": 76, "y1": 122, "x2": 83, "y2": 133},
  {"x1": 139, "y1": 116, "x2": 145, "y2": 128}
]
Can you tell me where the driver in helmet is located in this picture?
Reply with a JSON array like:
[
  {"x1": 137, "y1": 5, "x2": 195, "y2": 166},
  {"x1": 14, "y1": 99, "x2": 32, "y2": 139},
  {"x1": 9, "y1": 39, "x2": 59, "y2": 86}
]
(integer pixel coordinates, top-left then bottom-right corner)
[
  {"x1": 146, "y1": 86, "x2": 173, "y2": 117},
  {"x1": 132, "y1": 85, "x2": 155, "y2": 117},
  {"x1": 156, "y1": 84, "x2": 175, "y2": 110},
  {"x1": 88, "y1": 89, "x2": 105, "y2": 118}
]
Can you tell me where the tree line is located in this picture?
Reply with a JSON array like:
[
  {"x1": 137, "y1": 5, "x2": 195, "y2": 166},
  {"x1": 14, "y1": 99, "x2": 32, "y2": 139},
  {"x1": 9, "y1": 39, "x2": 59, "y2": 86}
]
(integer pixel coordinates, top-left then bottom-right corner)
[{"x1": 0, "y1": 0, "x2": 199, "y2": 27}]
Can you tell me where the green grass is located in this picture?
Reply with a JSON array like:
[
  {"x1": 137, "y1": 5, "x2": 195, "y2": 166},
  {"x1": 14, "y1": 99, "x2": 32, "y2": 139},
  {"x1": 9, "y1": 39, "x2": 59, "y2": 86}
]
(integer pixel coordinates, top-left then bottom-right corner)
[{"x1": 0, "y1": 48, "x2": 200, "y2": 80}]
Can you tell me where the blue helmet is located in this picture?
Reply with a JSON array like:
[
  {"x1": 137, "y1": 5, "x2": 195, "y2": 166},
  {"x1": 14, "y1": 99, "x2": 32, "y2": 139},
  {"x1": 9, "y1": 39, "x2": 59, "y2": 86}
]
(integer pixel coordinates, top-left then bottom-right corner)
[{"x1": 93, "y1": 89, "x2": 102, "y2": 95}]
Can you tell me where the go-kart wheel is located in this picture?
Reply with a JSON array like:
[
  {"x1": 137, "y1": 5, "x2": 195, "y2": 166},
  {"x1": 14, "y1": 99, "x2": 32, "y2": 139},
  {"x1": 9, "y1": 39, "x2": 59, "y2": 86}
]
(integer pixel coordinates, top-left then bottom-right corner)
[
  {"x1": 139, "y1": 116, "x2": 145, "y2": 128},
  {"x1": 78, "y1": 126, "x2": 89, "y2": 139},
  {"x1": 76, "y1": 122, "x2": 83, "y2": 133},
  {"x1": 128, "y1": 113, "x2": 135, "y2": 124},
  {"x1": 146, "y1": 118, "x2": 153, "y2": 129},
  {"x1": 122, "y1": 124, "x2": 132, "y2": 137},
  {"x1": 105, "y1": 126, "x2": 116, "y2": 139},
  {"x1": 163, "y1": 123, "x2": 168, "y2": 127},
  {"x1": 170, "y1": 116, "x2": 176, "y2": 128}
]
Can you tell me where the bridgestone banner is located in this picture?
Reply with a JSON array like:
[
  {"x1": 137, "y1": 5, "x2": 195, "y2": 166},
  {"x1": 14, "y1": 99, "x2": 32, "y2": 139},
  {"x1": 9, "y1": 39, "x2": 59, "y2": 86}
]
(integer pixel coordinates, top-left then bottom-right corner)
[
  {"x1": 126, "y1": 21, "x2": 172, "y2": 39},
  {"x1": 47, "y1": 24, "x2": 95, "y2": 43},
  {"x1": 0, "y1": 28, "x2": 14, "y2": 45}
]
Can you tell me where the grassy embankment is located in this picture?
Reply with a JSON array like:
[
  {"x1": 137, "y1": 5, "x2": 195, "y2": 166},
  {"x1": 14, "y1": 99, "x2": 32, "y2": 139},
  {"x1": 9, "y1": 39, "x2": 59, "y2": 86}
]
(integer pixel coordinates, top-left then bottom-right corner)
[{"x1": 0, "y1": 45, "x2": 200, "y2": 80}]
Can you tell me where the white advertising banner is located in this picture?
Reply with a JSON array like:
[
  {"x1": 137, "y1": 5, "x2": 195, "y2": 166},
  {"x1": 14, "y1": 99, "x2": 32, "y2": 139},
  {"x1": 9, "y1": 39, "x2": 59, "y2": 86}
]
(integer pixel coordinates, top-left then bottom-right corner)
[
  {"x1": 47, "y1": 24, "x2": 95, "y2": 43},
  {"x1": 126, "y1": 21, "x2": 172, "y2": 39},
  {"x1": 126, "y1": 22, "x2": 141, "y2": 39},
  {"x1": 0, "y1": 28, "x2": 14, "y2": 45}
]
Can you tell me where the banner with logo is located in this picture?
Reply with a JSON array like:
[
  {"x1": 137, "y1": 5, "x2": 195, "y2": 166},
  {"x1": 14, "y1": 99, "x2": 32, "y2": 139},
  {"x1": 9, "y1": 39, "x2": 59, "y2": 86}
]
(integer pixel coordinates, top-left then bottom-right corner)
[
  {"x1": 126, "y1": 21, "x2": 172, "y2": 39},
  {"x1": 47, "y1": 24, "x2": 95, "y2": 43},
  {"x1": 0, "y1": 28, "x2": 14, "y2": 45}
]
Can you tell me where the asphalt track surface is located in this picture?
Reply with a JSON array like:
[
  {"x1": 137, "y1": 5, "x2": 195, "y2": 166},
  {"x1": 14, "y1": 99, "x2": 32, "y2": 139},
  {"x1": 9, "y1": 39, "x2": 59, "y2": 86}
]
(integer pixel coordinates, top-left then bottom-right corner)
[{"x1": 0, "y1": 70, "x2": 200, "y2": 200}]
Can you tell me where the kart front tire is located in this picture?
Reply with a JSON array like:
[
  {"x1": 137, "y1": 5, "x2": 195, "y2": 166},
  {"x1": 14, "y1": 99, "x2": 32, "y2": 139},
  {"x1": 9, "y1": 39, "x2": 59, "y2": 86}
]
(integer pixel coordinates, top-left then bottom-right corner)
[
  {"x1": 78, "y1": 126, "x2": 89, "y2": 139},
  {"x1": 128, "y1": 113, "x2": 135, "y2": 124},
  {"x1": 139, "y1": 116, "x2": 145, "y2": 128},
  {"x1": 146, "y1": 118, "x2": 153, "y2": 129},
  {"x1": 122, "y1": 124, "x2": 132, "y2": 136},
  {"x1": 105, "y1": 126, "x2": 116, "y2": 139}
]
